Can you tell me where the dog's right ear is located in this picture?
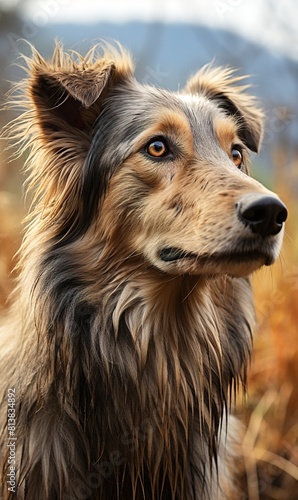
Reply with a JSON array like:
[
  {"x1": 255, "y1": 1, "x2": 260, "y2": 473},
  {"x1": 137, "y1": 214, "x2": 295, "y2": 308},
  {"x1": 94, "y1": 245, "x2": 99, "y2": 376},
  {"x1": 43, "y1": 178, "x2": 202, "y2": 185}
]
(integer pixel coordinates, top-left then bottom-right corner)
[
  {"x1": 184, "y1": 65, "x2": 263, "y2": 153},
  {"x1": 27, "y1": 43, "x2": 133, "y2": 137}
]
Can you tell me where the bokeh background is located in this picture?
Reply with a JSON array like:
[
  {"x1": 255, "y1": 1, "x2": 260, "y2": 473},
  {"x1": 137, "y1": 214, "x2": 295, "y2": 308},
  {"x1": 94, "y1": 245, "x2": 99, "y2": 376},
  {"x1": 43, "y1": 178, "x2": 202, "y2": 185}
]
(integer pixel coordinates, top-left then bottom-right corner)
[{"x1": 0, "y1": 1, "x2": 297, "y2": 498}]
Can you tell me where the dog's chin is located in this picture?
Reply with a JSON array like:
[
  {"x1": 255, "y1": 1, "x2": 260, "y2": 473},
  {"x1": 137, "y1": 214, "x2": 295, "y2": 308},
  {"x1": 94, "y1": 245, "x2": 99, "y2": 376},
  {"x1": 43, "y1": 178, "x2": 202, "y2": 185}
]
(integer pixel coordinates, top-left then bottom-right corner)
[{"x1": 155, "y1": 246, "x2": 276, "y2": 277}]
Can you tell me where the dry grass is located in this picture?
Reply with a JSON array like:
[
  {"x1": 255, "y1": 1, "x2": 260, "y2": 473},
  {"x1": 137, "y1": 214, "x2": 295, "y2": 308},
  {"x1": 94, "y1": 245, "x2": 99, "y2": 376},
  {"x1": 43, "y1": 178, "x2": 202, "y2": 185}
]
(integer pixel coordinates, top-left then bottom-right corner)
[
  {"x1": 0, "y1": 190, "x2": 22, "y2": 312},
  {"x1": 0, "y1": 147, "x2": 297, "y2": 498},
  {"x1": 240, "y1": 157, "x2": 298, "y2": 499}
]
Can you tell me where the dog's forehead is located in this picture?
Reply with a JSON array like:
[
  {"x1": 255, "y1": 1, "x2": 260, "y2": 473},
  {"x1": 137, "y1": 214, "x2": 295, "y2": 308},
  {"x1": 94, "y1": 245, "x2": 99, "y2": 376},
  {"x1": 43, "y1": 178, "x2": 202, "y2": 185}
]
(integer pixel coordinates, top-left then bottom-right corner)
[
  {"x1": 109, "y1": 82, "x2": 221, "y2": 125},
  {"x1": 148, "y1": 86, "x2": 231, "y2": 145},
  {"x1": 139, "y1": 86, "x2": 230, "y2": 148},
  {"x1": 175, "y1": 91, "x2": 222, "y2": 137},
  {"x1": 129, "y1": 83, "x2": 223, "y2": 137},
  {"x1": 147, "y1": 86, "x2": 221, "y2": 123},
  {"x1": 175, "y1": 92, "x2": 209, "y2": 108}
]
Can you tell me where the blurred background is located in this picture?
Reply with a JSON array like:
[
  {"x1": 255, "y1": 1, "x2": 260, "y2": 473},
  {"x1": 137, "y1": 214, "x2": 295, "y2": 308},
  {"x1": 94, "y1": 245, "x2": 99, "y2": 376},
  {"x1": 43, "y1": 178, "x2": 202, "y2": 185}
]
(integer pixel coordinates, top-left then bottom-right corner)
[{"x1": 0, "y1": 0, "x2": 297, "y2": 498}]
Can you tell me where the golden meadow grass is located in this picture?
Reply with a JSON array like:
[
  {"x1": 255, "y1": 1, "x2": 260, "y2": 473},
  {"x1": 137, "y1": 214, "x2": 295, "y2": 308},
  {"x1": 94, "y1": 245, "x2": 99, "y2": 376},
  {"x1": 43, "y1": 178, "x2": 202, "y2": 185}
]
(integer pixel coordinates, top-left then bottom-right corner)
[{"x1": 240, "y1": 157, "x2": 298, "y2": 498}]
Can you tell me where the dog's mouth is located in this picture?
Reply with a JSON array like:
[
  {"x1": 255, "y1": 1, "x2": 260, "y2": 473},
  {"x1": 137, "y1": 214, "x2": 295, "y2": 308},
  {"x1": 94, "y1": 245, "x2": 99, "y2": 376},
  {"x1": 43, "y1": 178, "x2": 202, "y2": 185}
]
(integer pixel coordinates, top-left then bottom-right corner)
[
  {"x1": 158, "y1": 246, "x2": 274, "y2": 267},
  {"x1": 159, "y1": 247, "x2": 196, "y2": 262}
]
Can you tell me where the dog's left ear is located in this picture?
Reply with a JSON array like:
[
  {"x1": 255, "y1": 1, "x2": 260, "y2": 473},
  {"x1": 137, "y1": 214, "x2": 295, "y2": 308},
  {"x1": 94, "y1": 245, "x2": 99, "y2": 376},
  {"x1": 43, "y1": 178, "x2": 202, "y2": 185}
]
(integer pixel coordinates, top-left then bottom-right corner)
[{"x1": 184, "y1": 65, "x2": 263, "y2": 153}]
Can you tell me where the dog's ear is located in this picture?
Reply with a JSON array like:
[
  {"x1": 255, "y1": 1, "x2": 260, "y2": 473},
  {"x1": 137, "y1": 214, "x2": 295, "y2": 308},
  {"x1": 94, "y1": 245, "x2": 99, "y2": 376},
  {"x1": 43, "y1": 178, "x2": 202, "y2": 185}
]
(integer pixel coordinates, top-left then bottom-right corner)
[
  {"x1": 184, "y1": 65, "x2": 263, "y2": 153},
  {"x1": 28, "y1": 43, "x2": 133, "y2": 135}
]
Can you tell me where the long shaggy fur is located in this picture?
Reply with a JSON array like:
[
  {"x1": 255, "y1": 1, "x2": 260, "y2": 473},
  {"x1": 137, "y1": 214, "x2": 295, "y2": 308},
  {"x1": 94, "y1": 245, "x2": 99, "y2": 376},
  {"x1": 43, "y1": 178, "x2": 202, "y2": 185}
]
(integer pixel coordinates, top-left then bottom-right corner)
[{"x1": 0, "y1": 42, "x2": 286, "y2": 499}]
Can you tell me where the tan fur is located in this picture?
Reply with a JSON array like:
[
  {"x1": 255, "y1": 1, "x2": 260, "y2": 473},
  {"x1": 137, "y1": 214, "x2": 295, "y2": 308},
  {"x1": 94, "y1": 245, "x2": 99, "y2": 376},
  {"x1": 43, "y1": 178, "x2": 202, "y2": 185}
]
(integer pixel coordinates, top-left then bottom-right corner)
[{"x1": 0, "y1": 42, "x2": 286, "y2": 499}]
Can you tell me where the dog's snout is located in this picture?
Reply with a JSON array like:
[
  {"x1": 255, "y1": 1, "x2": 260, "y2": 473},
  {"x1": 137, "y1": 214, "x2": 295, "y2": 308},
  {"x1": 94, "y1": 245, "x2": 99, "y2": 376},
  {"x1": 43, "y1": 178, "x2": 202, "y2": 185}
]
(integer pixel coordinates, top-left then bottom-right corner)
[{"x1": 237, "y1": 194, "x2": 288, "y2": 238}]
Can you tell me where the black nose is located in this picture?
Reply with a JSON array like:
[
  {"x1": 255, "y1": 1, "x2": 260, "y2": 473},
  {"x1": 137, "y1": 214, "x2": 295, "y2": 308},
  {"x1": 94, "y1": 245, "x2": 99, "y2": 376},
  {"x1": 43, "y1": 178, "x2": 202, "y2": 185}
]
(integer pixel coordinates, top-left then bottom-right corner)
[{"x1": 237, "y1": 194, "x2": 288, "y2": 238}]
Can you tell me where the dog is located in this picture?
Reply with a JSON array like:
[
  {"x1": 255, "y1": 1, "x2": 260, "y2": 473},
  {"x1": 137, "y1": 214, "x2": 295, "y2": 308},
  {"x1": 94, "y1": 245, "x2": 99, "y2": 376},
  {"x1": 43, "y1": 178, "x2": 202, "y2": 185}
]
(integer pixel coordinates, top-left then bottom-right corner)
[{"x1": 0, "y1": 42, "x2": 287, "y2": 499}]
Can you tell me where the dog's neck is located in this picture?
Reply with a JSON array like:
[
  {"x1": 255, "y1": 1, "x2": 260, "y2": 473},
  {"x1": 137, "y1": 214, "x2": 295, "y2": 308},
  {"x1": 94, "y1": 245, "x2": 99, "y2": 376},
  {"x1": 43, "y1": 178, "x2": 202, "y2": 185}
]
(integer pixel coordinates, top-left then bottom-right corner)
[
  {"x1": 12, "y1": 240, "x2": 254, "y2": 497},
  {"x1": 18, "y1": 239, "x2": 253, "y2": 395}
]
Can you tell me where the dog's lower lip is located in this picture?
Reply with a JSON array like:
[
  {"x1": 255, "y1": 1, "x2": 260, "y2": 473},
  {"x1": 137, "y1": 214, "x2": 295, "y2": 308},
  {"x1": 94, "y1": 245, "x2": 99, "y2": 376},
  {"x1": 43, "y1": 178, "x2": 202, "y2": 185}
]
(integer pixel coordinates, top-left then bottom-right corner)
[{"x1": 159, "y1": 247, "x2": 270, "y2": 264}]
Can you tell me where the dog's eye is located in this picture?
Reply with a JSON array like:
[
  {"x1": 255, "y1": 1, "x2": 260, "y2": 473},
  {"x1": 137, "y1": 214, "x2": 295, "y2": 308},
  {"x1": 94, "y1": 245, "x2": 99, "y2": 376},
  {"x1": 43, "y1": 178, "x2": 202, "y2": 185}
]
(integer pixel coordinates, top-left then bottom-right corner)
[
  {"x1": 231, "y1": 146, "x2": 243, "y2": 168},
  {"x1": 146, "y1": 139, "x2": 169, "y2": 158}
]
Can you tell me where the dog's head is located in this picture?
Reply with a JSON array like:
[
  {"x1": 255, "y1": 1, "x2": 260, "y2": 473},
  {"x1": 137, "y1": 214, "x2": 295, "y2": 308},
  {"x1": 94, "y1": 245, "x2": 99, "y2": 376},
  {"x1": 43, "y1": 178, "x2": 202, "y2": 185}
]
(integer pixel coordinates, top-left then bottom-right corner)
[{"x1": 24, "y1": 43, "x2": 287, "y2": 277}]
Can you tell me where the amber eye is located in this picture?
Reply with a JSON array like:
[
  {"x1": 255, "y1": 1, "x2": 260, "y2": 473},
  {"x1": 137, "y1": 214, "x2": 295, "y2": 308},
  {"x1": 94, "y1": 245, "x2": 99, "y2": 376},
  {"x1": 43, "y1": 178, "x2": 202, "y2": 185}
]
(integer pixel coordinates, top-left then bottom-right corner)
[
  {"x1": 231, "y1": 146, "x2": 243, "y2": 168},
  {"x1": 146, "y1": 139, "x2": 168, "y2": 158}
]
